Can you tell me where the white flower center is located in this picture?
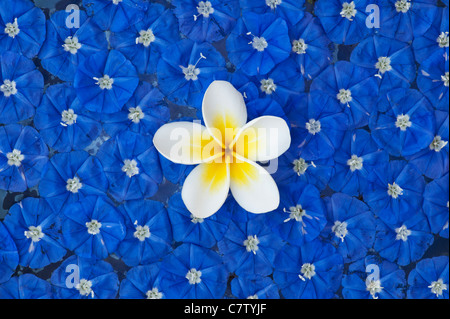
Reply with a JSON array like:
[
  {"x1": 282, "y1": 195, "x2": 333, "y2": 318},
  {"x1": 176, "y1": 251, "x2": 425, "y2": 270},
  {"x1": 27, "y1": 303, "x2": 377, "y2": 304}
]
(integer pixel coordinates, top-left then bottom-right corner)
[
  {"x1": 181, "y1": 64, "x2": 200, "y2": 81},
  {"x1": 1, "y1": 79, "x2": 17, "y2": 97},
  {"x1": 243, "y1": 235, "x2": 260, "y2": 254},
  {"x1": 442, "y1": 72, "x2": 449, "y2": 87},
  {"x1": 340, "y1": 2, "x2": 357, "y2": 21},
  {"x1": 292, "y1": 38, "x2": 308, "y2": 54},
  {"x1": 186, "y1": 268, "x2": 202, "y2": 285},
  {"x1": 252, "y1": 36, "x2": 268, "y2": 52},
  {"x1": 395, "y1": 0, "x2": 411, "y2": 13},
  {"x1": 6, "y1": 149, "x2": 24, "y2": 167},
  {"x1": 247, "y1": 294, "x2": 259, "y2": 299},
  {"x1": 292, "y1": 158, "x2": 310, "y2": 176},
  {"x1": 94, "y1": 75, "x2": 114, "y2": 90},
  {"x1": 299, "y1": 263, "x2": 316, "y2": 281},
  {"x1": 375, "y1": 56, "x2": 392, "y2": 74},
  {"x1": 136, "y1": 29, "x2": 155, "y2": 47},
  {"x1": 24, "y1": 226, "x2": 44, "y2": 243},
  {"x1": 260, "y1": 78, "x2": 277, "y2": 94},
  {"x1": 332, "y1": 220, "x2": 348, "y2": 242},
  {"x1": 283, "y1": 205, "x2": 312, "y2": 225},
  {"x1": 111, "y1": 0, "x2": 123, "y2": 4},
  {"x1": 337, "y1": 88, "x2": 353, "y2": 104},
  {"x1": 366, "y1": 279, "x2": 383, "y2": 299},
  {"x1": 134, "y1": 225, "x2": 150, "y2": 241},
  {"x1": 4, "y1": 18, "x2": 20, "y2": 38},
  {"x1": 63, "y1": 36, "x2": 82, "y2": 54},
  {"x1": 190, "y1": 214, "x2": 204, "y2": 224},
  {"x1": 197, "y1": 1, "x2": 214, "y2": 18},
  {"x1": 395, "y1": 225, "x2": 411, "y2": 241},
  {"x1": 388, "y1": 182, "x2": 403, "y2": 199},
  {"x1": 122, "y1": 159, "x2": 139, "y2": 177},
  {"x1": 146, "y1": 287, "x2": 163, "y2": 299},
  {"x1": 66, "y1": 176, "x2": 82, "y2": 193},
  {"x1": 428, "y1": 279, "x2": 447, "y2": 297},
  {"x1": 266, "y1": 0, "x2": 282, "y2": 9},
  {"x1": 437, "y1": 32, "x2": 449, "y2": 48},
  {"x1": 128, "y1": 106, "x2": 145, "y2": 123},
  {"x1": 61, "y1": 109, "x2": 78, "y2": 126},
  {"x1": 347, "y1": 154, "x2": 363, "y2": 172},
  {"x1": 429, "y1": 136, "x2": 448, "y2": 152},
  {"x1": 395, "y1": 114, "x2": 412, "y2": 131},
  {"x1": 306, "y1": 119, "x2": 321, "y2": 135},
  {"x1": 76, "y1": 279, "x2": 94, "y2": 297},
  {"x1": 86, "y1": 219, "x2": 102, "y2": 235}
]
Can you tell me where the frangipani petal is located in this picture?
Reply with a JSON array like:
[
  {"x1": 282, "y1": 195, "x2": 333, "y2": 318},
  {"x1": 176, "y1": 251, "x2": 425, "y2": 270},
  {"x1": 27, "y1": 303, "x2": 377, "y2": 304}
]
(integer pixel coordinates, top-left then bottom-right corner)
[{"x1": 181, "y1": 162, "x2": 230, "y2": 218}]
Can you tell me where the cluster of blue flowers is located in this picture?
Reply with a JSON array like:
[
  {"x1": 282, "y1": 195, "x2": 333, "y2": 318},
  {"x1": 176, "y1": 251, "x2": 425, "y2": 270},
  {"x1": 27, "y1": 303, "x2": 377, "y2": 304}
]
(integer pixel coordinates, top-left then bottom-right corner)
[{"x1": 0, "y1": 0, "x2": 448, "y2": 299}]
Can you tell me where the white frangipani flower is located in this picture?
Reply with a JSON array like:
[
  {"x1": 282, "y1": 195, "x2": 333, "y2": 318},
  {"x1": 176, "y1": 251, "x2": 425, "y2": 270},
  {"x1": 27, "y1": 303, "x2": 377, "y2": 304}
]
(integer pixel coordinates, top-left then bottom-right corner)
[{"x1": 153, "y1": 81, "x2": 291, "y2": 218}]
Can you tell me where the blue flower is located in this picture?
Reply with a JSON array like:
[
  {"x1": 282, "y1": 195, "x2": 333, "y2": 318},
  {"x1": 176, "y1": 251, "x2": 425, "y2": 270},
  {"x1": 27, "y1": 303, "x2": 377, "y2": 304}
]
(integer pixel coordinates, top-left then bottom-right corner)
[
  {"x1": 119, "y1": 263, "x2": 165, "y2": 299},
  {"x1": 269, "y1": 181, "x2": 326, "y2": 245},
  {"x1": 245, "y1": 97, "x2": 287, "y2": 123},
  {"x1": 160, "y1": 243, "x2": 228, "y2": 298},
  {"x1": 3, "y1": 198, "x2": 66, "y2": 269},
  {"x1": 116, "y1": 200, "x2": 172, "y2": 267},
  {"x1": 342, "y1": 255, "x2": 406, "y2": 299},
  {"x1": 34, "y1": 83, "x2": 102, "y2": 153},
  {"x1": 74, "y1": 49, "x2": 139, "y2": 114},
  {"x1": 83, "y1": 0, "x2": 148, "y2": 32},
  {"x1": 39, "y1": 150, "x2": 109, "y2": 213},
  {"x1": 51, "y1": 255, "x2": 119, "y2": 299},
  {"x1": 314, "y1": 0, "x2": 372, "y2": 45},
  {"x1": 227, "y1": 12, "x2": 291, "y2": 76},
  {"x1": 227, "y1": 71, "x2": 260, "y2": 102},
  {"x1": 370, "y1": 88, "x2": 435, "y2": 157},
  {"x1": 0, "y1": 51, "x2": 44, "y2": 124},
  {"x1": 273, "y1": 239, "x2": 343, "y2": 299},
  {"x1": 407, "y1": 110, "x2": 448, "y2": 179},
  {"x1": 231, "y1": 274, "x2": 279, "y2": 299},
  {"x1": 97, "y1": 130, "x2": 162, "y2": 202},
  {"x1": 159, "y1": 153, "x2": 195, "y2": 185},
  {"x1": 0, "y1": 222, "x2": 19, "y2": 284},
  {"x1": 364, "y1": 160, "x2": 425, "y2": 224},
  {"x1": 240, "y1": 0, "x2": 305, "y2": 26},
  {"x1": 157, "y1": 39, "x2": 227, "y2": 108},
  {"x1": 110, "y1": 3, "x2": 180, "y2": 75},
  {"x1": 288, "y1": 12, "x2": 332, "y2": 79},
  {"x1": 0, "y1": 0, "x2": 46, "y2": 58},
  {"x1": 38, "y1": 10, "x2": 108, "y2": 82},
  {"x1": 423, "y1": 173, "x2": 449, "y2": 238},
  {"x1": 0, "y1": 274, "x2": 52, "y2": 299},
  {"x1": 0, "y1": 124, "x2": 49, "y2": 192},
  {"x1": 286, "y1": 92, "x2": 348, "y2": 160},
  {"x1": 167, "y1": 192, "x2": 231, "y2": 248},
  {"x1": 101, "y1": 82, "x2": 169, "y2": 138},
  {"x1": 329, "y1": 129, "x2": 388, "y2": 196},
  {"x1": 218, "y1": 214, "x2": 284, "y2": 276},
  {"x1": 407, "y1": 256, "x2": 449, "y2": 299},
  {"x1": 173, "y1": 0, "x2": 240, "y2": 43},
  {"x1": 351, "y1": 35, "x2": 416, "y2": 94}
]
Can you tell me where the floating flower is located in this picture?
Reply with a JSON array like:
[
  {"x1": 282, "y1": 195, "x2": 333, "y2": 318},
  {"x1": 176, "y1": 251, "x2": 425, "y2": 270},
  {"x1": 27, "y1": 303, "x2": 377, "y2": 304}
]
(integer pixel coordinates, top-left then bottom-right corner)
[
  {"x1": 240, "y1": 0, "x2": 305, "y2": 26},
  {"x1": 231, "y1": 274, "x2": 279, "y2": 299},
  {"x1": 0, "y1": 222, "x2": 19, "y2": 284},
  {"x1": 0, "y1": 124, "x2": 49, "y2": 192},
  {"x1": 119, "y1": 263, "x2": 165, "y2": 299},
  {"x1": 153, "y1": 81, "x2": 291, "y2": 218},
  {"x1": 407, "y1": 256, "x2": 449, "y2": 299},
  {"x1": 3, "y1": 198, "x2": 66, "y2": 269},
  {"x1": 74, "y1": 49, "x2": 139, "y2": 114},
  {"x1": 116, "y1": 199, "x2": 172, "y2": 266},
  {"x1": 273, "y1": 239, "x2": 343, "y2": 299},
  {"x1": 0, "y1": 0, "x2": 46, "y2": 58},
  {"x1": 160, "y1": 243, "x2": 228, "y2": 298},
  {"x1": 422, "y1": 173, "x2": 449, "y2": 238},
  {"x1": 0, "y1": 51, "x2": 44, "y2": 124},
  {"x1": 227, "y1": 12, "x2": 291, "y2": 76},
  {"x1": 97, "y1": 130, "x2": 162, "y2": 202},
  {"x1": 0, "y1": 274, "x2": 52, "y2": 299}
]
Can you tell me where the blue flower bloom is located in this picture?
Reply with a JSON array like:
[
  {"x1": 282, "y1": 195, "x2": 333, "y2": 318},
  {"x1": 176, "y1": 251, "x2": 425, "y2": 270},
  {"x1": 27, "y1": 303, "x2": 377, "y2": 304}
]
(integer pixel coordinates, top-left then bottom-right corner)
[
  {"x1": 0, "y1": 124, "x2": 48, "y2": 192},
  {"x1": 240, "y1": 0, "x2": 305, "y2": 26},
  {"x1": 34, "y1": 84, "x2": 102, "y2": 153},
  {"x1": 329, "y1": 129, "x2": 388, "y2": 196},
  {"x1": 288, "y1": 12, "x2": 332, "y2": 79},
  {"x1": 74, "y1": 49, "x2": 139, "y2": 114},
  {"x1": 218, "y1": 214, "x2": 284, "y2": 276},
  {"x1": 159, "y1": 153, "x2": 195, "y2": 185},
  {"x1": 0, "y1": 222, "x2": 19, "y2": 284},
  {"x1": 423, "y1": 173, "x2": 449, "y2": 238},
  {"x1": 364, "y1": 160, "x2": 426, "y2": 224},
  {"x1": 351, "y1": 35, "x2": 417, "y2": 94},
  {"x1": 231, "y1": 274, "x2": 279, "y2": 299},
  {"x1": 160, "y1": 243, "x2": 228, "y2": 298},
  {"x1": 0, "y1": 274, "x2": 52, "y2": 299},
  {"x1": 38, "y1": 10, "x2": 107, "y2": 82},
  {"x1": 116, "y1": 200, "x2": 172, "y2": 267},
  {"x1": 3, "y1": 198, "x2": 66, "y2": 269},
  {"x1": 167, "y1": 192, "x2": 231, "y2": 248},
  {"x1": 342, "y1": 255, "x2": 406, "y2": 299},
  {"x1": 97, "y1": 130, "x2": 162, "y2": 202},
  {"x1": 314, "y1": 0, "x2": 372, "y2": 45},
  {"x1": 119, "y1": 263, "x2": 166, "y2": 299},
  {"x1": 101, "y1": 82, "x2": 169, "y2": 138},
  {"x1": 110, "y1": 3, "x2": 180, "y2": 75},
  {"x1": 51, "y1": 255, "x2": 119, "y2": 299},
  {"x1": 273, "y1": 239, "x2": 343, "y2": 299},
  {"x1": 270, "y1": 181, "x2": 326, "y2": 245},
  {"x1": 39, "y1": 150, "x2": 109, "y2": 213},
  {"x1": 227, "y1": 12, "x2": 291, "y2": 76},
  {"x1": 173, "y1": 0, "x2": 240, "y2": 43},
  {"x1": 370, "y1": 88, "x2": 435, "y2": 157},
  {"x1": 407, "y1": 256, "x2": 449, "y2": 299},
  {"x1": 0, "y1": 0, "x2": 46, "y2": 58},
  {"x1": 0, "y1": 51, "x2": 44, "y2": 124},
  {"x1": 228, "y1": 71, "x2": 259, "y2": 102},
  {"x1": 157, "y1": 39, "x2": 227, "y2": 108},
  {"x1": 246, "y1": 97, "x2": 287, "y2": 123}
]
